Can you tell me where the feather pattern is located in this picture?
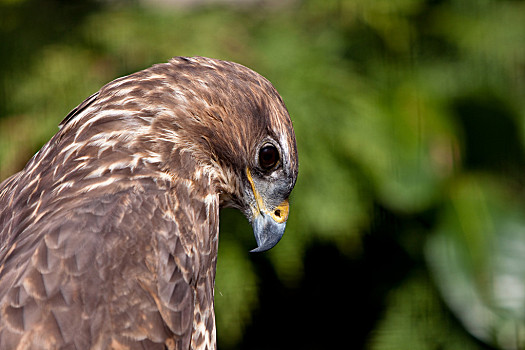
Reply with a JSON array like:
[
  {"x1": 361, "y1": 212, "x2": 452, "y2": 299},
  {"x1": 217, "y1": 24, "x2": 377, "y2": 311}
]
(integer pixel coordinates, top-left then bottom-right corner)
[{"x1": 0, "y1": 56, "x2": 297, "y2": 349}]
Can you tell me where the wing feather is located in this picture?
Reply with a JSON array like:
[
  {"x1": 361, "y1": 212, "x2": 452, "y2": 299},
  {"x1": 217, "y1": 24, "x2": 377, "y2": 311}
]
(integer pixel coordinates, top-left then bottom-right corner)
[{"x1": 0, "y1": 177, "x2": 217, "y2": 349}]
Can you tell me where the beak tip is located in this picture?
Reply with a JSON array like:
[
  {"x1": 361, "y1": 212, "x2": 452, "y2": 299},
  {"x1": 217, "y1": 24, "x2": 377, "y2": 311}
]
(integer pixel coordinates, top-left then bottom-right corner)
[
  {"x1": 250, "y1": 236, "x2": 283, "y2": 253},
  {"x1": 249, "y1": 247, "x2": 264, "y2": 253}
]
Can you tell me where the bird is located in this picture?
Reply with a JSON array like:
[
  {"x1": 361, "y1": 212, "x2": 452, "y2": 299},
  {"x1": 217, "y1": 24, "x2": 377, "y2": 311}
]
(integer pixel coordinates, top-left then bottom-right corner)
[{"x1": 0, "y1": 56, "x2": 298, "y2": 349}]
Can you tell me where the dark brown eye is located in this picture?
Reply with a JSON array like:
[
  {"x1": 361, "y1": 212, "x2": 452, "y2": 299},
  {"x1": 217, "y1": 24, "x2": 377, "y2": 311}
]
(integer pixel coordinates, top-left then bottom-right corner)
[{"x1": 259, "y1": 145, "x2": 279, "y2": 170}]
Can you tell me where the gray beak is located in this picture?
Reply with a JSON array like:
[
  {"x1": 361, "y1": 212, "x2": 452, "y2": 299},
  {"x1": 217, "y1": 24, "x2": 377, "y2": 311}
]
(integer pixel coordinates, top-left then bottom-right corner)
[{"x1": 250, "y1": 214, "x2": 286, "y2": 253}]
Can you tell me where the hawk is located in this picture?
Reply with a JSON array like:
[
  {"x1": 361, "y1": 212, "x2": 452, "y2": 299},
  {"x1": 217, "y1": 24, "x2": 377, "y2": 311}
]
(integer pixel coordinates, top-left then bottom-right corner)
[{"x1": 0, "y1": 56, "x2": 298, "y2": 349}]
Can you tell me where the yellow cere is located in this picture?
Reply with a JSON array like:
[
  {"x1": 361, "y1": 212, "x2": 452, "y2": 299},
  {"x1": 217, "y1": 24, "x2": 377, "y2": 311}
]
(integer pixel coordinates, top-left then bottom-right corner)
[{"x1": 270, "y1": 199, "x2": 289, "y2": 224}]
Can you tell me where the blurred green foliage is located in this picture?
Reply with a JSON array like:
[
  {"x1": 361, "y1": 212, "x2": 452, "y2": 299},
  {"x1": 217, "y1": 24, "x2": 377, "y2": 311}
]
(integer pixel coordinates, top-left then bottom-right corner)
[{"x1": 1, "y1": 0, "x2": 525, "y2": 349}]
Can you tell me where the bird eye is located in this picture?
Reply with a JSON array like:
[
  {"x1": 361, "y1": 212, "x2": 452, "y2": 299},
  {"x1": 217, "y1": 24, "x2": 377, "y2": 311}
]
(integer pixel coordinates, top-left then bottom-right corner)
[{"x1": 258, "y1": 144, "x2": 279, "y2": 170}]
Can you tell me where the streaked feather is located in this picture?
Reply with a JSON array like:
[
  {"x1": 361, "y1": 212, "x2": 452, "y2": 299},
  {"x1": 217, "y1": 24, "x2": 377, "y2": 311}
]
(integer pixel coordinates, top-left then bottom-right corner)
[{"x1": 0, "y1": 56, "x2": 297, "y2": 349}]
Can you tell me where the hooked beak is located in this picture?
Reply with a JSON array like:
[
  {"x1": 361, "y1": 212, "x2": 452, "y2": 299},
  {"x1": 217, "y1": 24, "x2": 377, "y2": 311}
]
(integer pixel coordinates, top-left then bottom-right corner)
[{"x1": 246, "y1": 168, "x2": 289, "y2": 253}]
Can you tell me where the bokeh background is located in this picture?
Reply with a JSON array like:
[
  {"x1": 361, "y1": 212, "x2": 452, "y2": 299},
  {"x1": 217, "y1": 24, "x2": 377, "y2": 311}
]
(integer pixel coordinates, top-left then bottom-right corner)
[{"x1": 2, "y1": 0, "x2": 525, "y2": 349}]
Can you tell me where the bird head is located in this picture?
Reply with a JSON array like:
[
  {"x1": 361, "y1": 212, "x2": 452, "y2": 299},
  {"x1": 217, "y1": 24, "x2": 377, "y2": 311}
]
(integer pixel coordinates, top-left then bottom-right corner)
[
  {"x1": 159, "y1": 57, "x2": 298, "y2": 252},
  {"x1": 182, "y1": 57, "x2": 299, "y2": 253}
]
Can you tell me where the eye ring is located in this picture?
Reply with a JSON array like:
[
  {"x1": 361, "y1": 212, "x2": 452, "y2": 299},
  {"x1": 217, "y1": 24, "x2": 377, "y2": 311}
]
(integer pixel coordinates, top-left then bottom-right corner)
[{"x1": 258, "y1": 143, "x2": 280, "y2": 171}]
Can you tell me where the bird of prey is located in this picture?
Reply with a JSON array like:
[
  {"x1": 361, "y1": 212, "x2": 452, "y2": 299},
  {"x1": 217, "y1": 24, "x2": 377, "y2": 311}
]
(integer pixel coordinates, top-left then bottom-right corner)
[{"x1": 0, "y1": 56, "x2": 298, "y2": 349}]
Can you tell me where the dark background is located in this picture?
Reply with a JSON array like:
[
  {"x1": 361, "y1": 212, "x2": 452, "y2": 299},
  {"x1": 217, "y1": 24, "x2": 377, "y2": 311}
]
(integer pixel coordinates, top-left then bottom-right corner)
[{"x1": 1, "y1": 0, "x2": 525, "y2": 349}]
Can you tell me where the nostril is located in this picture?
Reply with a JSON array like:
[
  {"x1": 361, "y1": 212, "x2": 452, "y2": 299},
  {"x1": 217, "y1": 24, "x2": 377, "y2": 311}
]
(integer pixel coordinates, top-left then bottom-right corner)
[{"x1": 274, "y1": 209, "x2": 281, "y2": 217}]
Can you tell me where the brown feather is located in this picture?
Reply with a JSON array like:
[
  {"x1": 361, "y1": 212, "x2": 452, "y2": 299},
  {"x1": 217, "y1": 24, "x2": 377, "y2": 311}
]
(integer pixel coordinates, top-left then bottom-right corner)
[{"x1": 0, "y1": 56, "x2": 298, "y2": 349}]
